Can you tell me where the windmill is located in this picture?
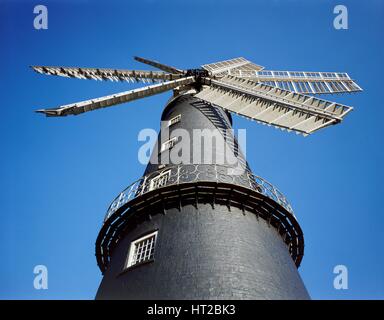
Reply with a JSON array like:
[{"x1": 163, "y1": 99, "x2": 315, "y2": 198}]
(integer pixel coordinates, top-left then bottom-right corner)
[{"x1": 32, "y1": 56, "x2": 362, "y2": 299}]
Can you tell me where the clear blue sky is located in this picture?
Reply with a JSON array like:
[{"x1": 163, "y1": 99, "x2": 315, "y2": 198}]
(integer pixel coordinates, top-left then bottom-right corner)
[{"x1": 1, "y1": 0, "x2": 383, "y2": 299}]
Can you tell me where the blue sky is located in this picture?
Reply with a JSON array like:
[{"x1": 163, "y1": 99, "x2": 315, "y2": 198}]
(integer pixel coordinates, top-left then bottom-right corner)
[{"x1": 0, "y1": 0, "x2": 383, "y2": 299}]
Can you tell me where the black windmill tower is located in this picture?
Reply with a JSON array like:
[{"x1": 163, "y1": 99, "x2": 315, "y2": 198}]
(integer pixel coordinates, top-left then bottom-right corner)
[{"x1": 32, "y1": 56, "x2": 362, "y2": 299}]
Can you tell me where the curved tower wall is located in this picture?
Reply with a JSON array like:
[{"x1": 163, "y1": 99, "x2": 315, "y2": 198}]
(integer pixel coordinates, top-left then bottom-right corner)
[{"x1": 95, "y1": 94, "x2": 309, "y2": 299}]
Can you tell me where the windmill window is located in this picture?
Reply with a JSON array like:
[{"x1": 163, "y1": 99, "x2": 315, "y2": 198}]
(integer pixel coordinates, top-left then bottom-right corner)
[
  {"x1": 168, "y1": 114, "x2": 181, "y2": 127},
  {"x1": 149, "y1": 170, "x2": 171, "y2": 191},
  {"x1": 160, "y1": 137, "x2": 178, "y2": 152},
  {"x1": 126, "y1": 231, "x2": 158, "y2": 268}
]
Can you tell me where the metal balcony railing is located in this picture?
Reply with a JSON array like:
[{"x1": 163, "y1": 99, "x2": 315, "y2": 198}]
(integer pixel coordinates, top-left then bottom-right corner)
[{"x1": 104, "y1": 164, "x2": 294, "y2": 222}]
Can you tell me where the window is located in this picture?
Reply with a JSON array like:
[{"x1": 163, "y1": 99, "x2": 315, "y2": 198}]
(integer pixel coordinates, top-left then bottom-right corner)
[
  {"x1": 126, "y1": 231, "x2": 158, "y2": 268},
  {"x1": 168, "y1": 114, "x2": 181, "y2": 127},
  {"x1": 160, "y1": 136, "x2": 178, "y2": 152},
  {"x1": 149, "y1": 170, "x2": 171, "y2": 191}
]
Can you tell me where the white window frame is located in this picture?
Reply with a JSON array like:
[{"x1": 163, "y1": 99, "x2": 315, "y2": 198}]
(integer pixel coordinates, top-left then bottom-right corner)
[
  {"x1": 160, "y1": 136, "x2": 178, "y2": 153},
  {"x1": 149, "y1": 170, "x2": 171, "y2": 191},
  {"x1": 167, "y1": 114, "x2": 181, "y2": 127},
  {"x1": 126, "y1": 231, "x2": 158, "y2": 269}
]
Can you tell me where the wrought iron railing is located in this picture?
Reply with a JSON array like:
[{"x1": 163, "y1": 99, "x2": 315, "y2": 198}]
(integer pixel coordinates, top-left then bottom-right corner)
[{"x1": 104, "y1": 164, "x2": 294, "y2": 222}]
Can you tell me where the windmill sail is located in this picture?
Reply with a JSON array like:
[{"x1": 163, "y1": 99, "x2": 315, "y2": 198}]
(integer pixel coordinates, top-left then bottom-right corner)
[
  {"x1": 134, "y1": 56, "x2": 185, "y2": 74},
  {"x1": 32, "y1": 55, "x2": 361, "y2": 135},
  {"x1": 31, "y1": 66, "x2": 184, "y2": 83},
  {"x1": 202, "y1": 57, "x2": 264, "y2": 77},
  {"x1": 237, "y1": 70, "x2": 362, "y2": 94},
  {"x1": 36, "y1": 77, "x2": 194, "y2": 117},
  {"x1": 196, "y1": 75, "x2": 353, "y2": 135}
]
